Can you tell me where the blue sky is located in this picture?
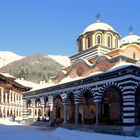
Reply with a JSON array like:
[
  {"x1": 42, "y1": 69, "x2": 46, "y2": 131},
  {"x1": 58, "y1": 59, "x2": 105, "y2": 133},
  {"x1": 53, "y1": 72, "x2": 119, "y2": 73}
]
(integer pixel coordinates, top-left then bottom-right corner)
[{"x1": 0, "y1": 0, "x2": 139, "y2": 56}]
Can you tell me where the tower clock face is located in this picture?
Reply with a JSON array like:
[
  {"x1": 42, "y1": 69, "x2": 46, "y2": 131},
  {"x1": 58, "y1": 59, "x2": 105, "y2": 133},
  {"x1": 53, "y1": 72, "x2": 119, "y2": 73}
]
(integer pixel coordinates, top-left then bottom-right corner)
[{"x1": 76, "y1": 67, "x2": 84, "y2": 76}]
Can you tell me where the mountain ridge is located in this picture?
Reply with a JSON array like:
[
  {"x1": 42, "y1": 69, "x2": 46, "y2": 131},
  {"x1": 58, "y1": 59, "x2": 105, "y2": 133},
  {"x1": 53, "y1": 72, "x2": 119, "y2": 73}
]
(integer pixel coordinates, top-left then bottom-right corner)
[{"x1": 0, "y1": 51, "x2": 70, "y2": 83}]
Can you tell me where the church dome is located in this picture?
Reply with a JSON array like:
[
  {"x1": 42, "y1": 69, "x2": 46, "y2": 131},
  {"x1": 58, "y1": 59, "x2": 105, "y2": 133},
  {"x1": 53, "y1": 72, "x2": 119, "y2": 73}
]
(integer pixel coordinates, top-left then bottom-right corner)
[
  {"x1": 82, "y1": 21, "x2": 115, "y2": 34},
  {"x1": 121, "y1": 34, "x2": 140, "y2": 46}
]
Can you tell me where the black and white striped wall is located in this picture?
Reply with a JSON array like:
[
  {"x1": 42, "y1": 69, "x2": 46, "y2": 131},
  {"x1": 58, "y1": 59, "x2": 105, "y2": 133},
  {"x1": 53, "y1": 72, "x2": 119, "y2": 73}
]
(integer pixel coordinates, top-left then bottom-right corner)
[{"x1": 23, "y1": 65, "x2": 140, "y2": 132}]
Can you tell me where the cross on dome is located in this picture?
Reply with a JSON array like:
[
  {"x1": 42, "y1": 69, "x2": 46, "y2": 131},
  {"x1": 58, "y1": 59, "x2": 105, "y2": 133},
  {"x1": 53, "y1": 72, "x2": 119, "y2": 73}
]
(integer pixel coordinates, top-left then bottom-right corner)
[
  {"x1": 95, "y1": 13, "x2": 101, "y2": 22},
  {"x1": 129, "y1": 25, "x2": 133, "y2": 35}
]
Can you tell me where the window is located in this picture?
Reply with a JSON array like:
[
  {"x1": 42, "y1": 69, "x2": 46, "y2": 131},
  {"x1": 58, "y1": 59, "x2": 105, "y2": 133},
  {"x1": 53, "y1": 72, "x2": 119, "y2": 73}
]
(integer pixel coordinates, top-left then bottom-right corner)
[
  {"x1": 0, "y1": 89, "x2": 1, "y2": 103},
  {"x1": 4, "y1": 93, "x2": 5, "y2": 102},
  {"x1": 107, "y1": 35, "x2": 112, "y2": 48},
  {"x1": 79, "y1": 39, "x2": 83, "y2": 52},
  {"x1": 86, "y1": 36, "x2": 91, "y2": 48},
  {"x1": 96, "y1": 34, "x2": 102, "y2": 45},
  {"x1": 133, "y1": 52, "x2": 136, "y2": 59},
  {"x1": 115, "y1": 39, "x2": 118, "y2": 48},
  {"x1": 76, "y1": 67, "x2": 84, "y2": 76}
]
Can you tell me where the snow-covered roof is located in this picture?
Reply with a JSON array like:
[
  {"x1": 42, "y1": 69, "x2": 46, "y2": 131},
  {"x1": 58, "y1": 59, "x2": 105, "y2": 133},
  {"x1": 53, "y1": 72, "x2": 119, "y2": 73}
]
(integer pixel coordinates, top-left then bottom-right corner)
[
  {"x1": 121, "y1": 34, "x2": 140, "y2": 46},
  {"x1": 110, "y1": 62, "x2": 136, "y2": 71},
  {"x1": 61, "y1": 70, "x2": 67, "y2": 74},
  {"x1": 25, "y1": 61, "x2": 140, "y2": 93},
  {"x1": 72, "y1": 58, "x2": 93, "y2": 67},
  {"x1": 82, "y1": 21, "x2": 115, "y2": 34},
  {"x1": 0, "y1": 73, "x2": 15, "y2": 79},
  {"x1": 27, "y1": 76, "x2": 85, "y2": 92},
  {"x1": 30, "y1": 82, "x2": 56, "y2": 91},
  {"x1": 87, "y1": 71, "x2": 103, "y2": 77},
  {"x1": 59, "y1": 76, "x2": 84, "y2": 84},
  {"x1": 15, "y1": 78, "x2": 39, "y2": 89}
]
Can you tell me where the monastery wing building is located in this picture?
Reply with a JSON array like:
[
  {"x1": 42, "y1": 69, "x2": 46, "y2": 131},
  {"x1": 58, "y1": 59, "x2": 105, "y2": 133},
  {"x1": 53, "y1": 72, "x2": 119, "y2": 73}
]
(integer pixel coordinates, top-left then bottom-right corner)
[
  {"x1": 23, "y1": 19, "x2": 140, "y2": 133},
  {"x1": 0, "y1": 73, "x2": 31, "y2": 118}
]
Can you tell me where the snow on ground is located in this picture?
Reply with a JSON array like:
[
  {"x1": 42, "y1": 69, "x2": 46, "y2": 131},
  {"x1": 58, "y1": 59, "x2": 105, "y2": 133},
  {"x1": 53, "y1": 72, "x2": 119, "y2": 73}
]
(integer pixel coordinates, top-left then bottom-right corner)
[
  {"x1": 0, "y1": 118, "x2": 22, "y2": 126},
  {"x1": 0, "y1": 118, "x2": 139, "y2": 140}
]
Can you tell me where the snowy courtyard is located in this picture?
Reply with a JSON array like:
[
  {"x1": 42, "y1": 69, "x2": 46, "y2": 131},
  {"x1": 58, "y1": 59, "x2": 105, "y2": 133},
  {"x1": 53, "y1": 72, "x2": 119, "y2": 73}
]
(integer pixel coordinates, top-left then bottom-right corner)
[{"x1": 0, "y1": 118, "x2": 139, "y2": 140}]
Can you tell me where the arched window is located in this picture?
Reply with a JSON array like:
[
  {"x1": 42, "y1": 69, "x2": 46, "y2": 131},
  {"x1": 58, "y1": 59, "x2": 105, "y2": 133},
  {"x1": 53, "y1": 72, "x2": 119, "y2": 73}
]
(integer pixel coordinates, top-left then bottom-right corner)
[
  {"x1": 7, "y1": 94, "x2": 9, "y2": 103},
  {"x1": 3, "y1": 93, "x2": 5, "y2": 103},
  {"x1": 115, "y1": 38, "x2": 118, "y2": 48},
  {"x1": 79, "y1": 39, "x2": 83, "y2": 52},
  {"x1": 0, "y1": 89, "x2": 1, "y2": 103},
  {"x1": 133, "y1": 52, "x2": 136, "y2": 59},
  {"x1": 86, "y1": 36, "x2": 91, "y2": 48},
  {"x1": 107, "y1": 35, "x2": 112, "y2": 48},
  {"x1": 96, "y1": 34, "x2": 102, "y2": 45}
]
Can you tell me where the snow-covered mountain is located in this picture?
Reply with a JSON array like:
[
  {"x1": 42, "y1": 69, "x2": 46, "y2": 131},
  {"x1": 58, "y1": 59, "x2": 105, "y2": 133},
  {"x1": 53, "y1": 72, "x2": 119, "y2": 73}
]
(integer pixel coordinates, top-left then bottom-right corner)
[
  {"x1": 0, "y1": 51, "x2": 70, "y2": 83},
  {"x1": 48, "y1": 55, "x2": 70, "y2": 67},
  {"x1": 0, "y1": 51, "x2": 24, "y2": 68},
  {"x1": 0, "y1": 53, "x2": 64, "y2": 83},
  {"x1": 0, "y1": 51, "x2": 70, "y2": 68}
]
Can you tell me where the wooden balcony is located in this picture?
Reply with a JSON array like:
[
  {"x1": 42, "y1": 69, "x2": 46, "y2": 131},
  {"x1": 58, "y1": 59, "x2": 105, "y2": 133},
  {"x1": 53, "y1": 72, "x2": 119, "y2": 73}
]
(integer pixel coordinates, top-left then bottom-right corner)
[{"x1": 0, "y1": 83, "x2": 12, "y2": 89}]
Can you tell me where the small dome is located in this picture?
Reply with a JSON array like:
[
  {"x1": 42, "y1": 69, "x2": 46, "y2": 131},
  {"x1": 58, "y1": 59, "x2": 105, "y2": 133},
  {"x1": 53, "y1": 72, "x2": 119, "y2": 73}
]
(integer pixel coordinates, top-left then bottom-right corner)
[
  {"x1": 121, "y1": 34, "x2": 140, "y2": 46},
  {"x1": 82, "y1": 21, "x2": 115, "y2": 34}
]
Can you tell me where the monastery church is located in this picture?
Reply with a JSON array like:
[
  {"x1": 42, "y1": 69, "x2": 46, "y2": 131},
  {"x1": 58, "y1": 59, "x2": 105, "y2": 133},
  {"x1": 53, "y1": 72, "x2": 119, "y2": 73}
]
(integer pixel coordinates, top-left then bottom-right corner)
[
  {"x1": 0, "y1": 17, "x2": 140, "y2": 133},
  {"x1": 23, "y1": 18, "x2": 140, "y2": 133}
]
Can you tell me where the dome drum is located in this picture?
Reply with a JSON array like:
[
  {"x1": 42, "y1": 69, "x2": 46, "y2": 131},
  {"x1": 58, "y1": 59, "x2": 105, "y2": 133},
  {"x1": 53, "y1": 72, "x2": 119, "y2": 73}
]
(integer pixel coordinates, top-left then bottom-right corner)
[{"x1": 77, "y1": 21, "x2": 120, "y2": 52}]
